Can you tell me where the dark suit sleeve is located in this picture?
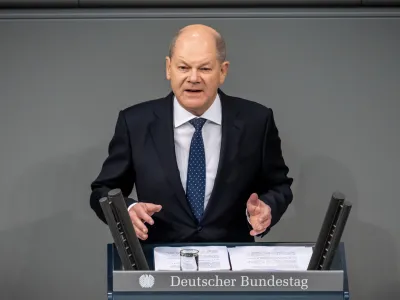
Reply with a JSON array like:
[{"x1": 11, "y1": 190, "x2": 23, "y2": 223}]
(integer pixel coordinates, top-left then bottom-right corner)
[
  {"x1": 90, "y1": 110, "x2": 136, "y2": 223},
  {"x1": 258, "y1": 108, "x2": 293, "y2": 236}
]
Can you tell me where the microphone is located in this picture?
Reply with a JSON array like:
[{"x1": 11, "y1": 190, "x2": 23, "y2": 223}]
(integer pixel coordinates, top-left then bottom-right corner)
[
  {"x1": 100, "y1": 189, "x2": 149, "y2": 271},
  {"x1": 308, "y1": 191, "x2": 352, "y2": 270}
]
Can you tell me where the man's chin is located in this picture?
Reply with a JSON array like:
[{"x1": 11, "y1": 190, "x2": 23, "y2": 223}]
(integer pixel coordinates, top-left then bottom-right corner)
[
  {"x1": 179, "y1": 99, "x2": 208, "y2": 115},
  {"x1": 181, "y1": 93, "x2": 206, "y2": 105}
]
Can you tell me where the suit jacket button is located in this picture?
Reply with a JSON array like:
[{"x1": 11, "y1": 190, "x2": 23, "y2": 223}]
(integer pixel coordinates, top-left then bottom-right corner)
[{"x1": 197, "y1": 226, "x2": 202, "y2": 231}]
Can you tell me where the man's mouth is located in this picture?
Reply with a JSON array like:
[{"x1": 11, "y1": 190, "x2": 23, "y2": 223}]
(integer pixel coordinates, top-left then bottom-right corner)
[{"x1": 185, "y1": 89, "x2": 202, "y2": 93}]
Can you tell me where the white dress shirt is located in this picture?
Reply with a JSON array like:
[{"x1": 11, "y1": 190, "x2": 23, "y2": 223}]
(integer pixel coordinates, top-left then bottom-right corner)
[{"x1": 173, "y1": 94, "x2": 222, "y2": 209}]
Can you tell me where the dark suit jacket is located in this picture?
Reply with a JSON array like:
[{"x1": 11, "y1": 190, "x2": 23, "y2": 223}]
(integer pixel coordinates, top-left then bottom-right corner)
[{"x1": 90, "y1": 89, "x2": 293, "y2": 244}]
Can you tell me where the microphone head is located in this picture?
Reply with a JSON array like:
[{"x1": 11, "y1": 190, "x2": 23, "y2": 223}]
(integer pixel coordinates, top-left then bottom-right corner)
[
  {"x1": 332, "y1": 191, "x2": 345, "y2": 201},
  {"x1": 99, "y1": 196, "x2": 109, "y2": 204},
  {"x1": 108, "y1": 188, "x2": 123, "y2": 199}
]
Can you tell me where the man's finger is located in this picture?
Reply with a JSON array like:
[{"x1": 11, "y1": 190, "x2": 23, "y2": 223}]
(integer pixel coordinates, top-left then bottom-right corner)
[
  {"x1": 136, "y1": 209, "x2": 155, "y2": 225},
  {"x1": 250, "y1": 210, "x2": 271, "y2": 232},
  {"x1": 261, "y1": 217, "x2": 271, "y2": 227},
  {"x1": 249, "y1": 213, "x2": 270, "y2": 235},
  {"x1": 256, "y1": 218, "x2": 271, "y2": 231},
  {"x1": 247, "y1": 193, "x2": 259, "y2": 207},
  {"x1": 145, "y1": 203, "x2": 162, "y2": 216},
  {"x1": 250, "y1": 228, "x2": 266, "y2": 236},
  {"x1": 250, "y1": 219, "x2": 269, "y2": 232},
  {"x1": 133, "y1": 225, "x2": 148, "y2": 240},
  {"x1": 134, "y1": 204, "x2": 156, "y2": 224},
  {"x1": 257, "y1": 209, "x2": 271, "y2": 224},
  {"x1": 131, "y1": 214, "x2": 148, "y2": 234},
  {"x1": 247, "y1": 193, "x2": 260, "y2": 216}
]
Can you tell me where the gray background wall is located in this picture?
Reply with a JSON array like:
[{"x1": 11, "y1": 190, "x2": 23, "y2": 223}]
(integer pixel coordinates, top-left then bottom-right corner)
[{"x1": 0, "y1": 8, "x2": 399, "y2": 300}]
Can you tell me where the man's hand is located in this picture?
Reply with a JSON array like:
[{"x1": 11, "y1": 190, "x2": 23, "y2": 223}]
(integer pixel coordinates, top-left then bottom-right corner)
[
  {"x1": 246, "y1": 193, "x2": 272, "y2": 236},
  {"x1": 128, "y1": 202, "x2": 162, "y2": 240}
]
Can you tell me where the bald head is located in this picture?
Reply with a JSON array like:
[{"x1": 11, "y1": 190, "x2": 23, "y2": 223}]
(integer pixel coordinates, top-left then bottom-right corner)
[
  {"x1": 168, "y1": 24, "x2": 226, "y2": 63},
  {"x1": 165, "y1": 24, "x2": 229, "y2": 116}
]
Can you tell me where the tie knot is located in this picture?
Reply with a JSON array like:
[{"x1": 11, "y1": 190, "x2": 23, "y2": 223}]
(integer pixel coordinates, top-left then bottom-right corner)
[{"x1": 189, "y1": 118, "x2": 207, "y2": 131}]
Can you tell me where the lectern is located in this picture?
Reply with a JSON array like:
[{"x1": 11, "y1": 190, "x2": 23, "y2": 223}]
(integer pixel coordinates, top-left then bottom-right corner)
[
  {"x1": 106, "y1": 241, "x2": 350, "y2": 300},
  {"x1": 101, "y1": 189, "x2": 351, "y2": 300}
]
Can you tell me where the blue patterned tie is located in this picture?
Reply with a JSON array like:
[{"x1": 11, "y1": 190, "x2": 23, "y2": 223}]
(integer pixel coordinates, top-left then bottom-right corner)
[{"x1": 186, "y1": 117, "x2": 207, "y2": 222}]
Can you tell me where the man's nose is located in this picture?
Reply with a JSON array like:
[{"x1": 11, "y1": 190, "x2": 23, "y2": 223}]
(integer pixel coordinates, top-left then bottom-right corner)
[{"x1": 188, "y1": 69, "x2": 199, "y2": 83}]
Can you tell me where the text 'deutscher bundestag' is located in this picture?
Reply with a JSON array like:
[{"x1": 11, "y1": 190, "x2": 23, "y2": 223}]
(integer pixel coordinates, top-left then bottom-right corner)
[{"x1": 113, "y1": 271, "x2": 343, "y2": 292}]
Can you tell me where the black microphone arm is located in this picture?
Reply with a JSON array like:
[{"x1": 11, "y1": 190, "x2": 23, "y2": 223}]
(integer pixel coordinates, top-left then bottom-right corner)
[
  {"x1": 100, "y1": 189, "x2": 149, "y2": 271},
  {"x1": 307, "y1": 191, "x2": 352, "y2": 270}
]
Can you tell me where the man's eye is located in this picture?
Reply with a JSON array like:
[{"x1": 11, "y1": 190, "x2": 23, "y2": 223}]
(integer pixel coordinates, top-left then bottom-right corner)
[
  {"x1": 178, "y1": 66, "x2": 188, "y2": 70},
  {"x1": 201, "y1": 68, "x2": 211, "y2": 71}
]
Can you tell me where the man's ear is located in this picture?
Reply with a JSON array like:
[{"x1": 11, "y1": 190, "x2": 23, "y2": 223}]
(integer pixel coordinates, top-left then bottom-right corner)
[
  {"x1": 219, "y1": 61, "x2": 230, "y2": 85},
  {"x1": 165, "y1": 56, "x2": 171, "y2": 80}
]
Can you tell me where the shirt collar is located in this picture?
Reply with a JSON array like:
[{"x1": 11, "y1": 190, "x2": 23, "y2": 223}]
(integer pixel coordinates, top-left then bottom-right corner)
[{"x1": 173, "y1": 93, "x2": 222, "y2": 128}]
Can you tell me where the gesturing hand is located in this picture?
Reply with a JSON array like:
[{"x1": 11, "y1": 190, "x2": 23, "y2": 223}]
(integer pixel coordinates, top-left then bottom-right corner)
[
  {"x1": 246, "y1": 193, "x2": 272, "y2": 236},
  {"x1": 128, "y1": 202, "x2": 162, "y2": 240}
]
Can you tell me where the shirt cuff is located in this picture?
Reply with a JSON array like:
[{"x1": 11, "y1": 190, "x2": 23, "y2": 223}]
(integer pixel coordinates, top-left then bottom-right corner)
[
  {"x1": 128, "y1": 202, "x2": 138, "y2": 212},
  {"x1": 246, "y1": 208, "x2": 251, "y2": 224}
]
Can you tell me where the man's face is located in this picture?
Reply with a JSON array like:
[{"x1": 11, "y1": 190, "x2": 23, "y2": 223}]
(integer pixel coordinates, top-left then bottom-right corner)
[{"x1": 165, "y1": 34, "x2": 229, "y2": 116}]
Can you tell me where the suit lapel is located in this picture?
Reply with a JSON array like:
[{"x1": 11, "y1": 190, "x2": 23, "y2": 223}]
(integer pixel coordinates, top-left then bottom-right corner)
[
  {"x1": 202, "y1": 90, "x2": 245, "y2": 222},
  {"x1": 149, "y1": 92, "x2": 194, "y2": 220}
]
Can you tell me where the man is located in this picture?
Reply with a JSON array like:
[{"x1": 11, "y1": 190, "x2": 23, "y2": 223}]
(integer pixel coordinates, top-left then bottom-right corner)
[{"x1": 90, "y1": 24, "x2": 293, "y2": 244}]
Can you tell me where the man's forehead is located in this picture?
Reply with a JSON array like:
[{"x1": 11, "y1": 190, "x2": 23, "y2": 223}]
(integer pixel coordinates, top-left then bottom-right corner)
[
  {"x1": 173, "y1": 41, "x2": 217, "y2": 58},
  {"x1": 175, "y1": 29, "x2": 216, "y2": 47}
]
